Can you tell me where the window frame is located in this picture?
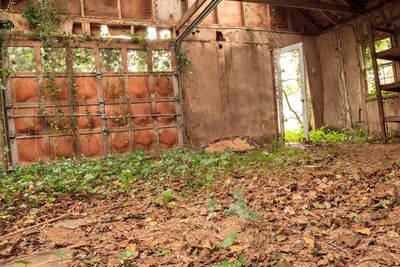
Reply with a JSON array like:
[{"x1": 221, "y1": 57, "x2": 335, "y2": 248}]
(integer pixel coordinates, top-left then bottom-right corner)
[{"x1": 360, "y1": 35, "x2": 398, "y2": 101}]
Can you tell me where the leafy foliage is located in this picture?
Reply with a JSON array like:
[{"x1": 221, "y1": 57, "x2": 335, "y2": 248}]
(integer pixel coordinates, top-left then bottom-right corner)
[
  {"x1": 0, "y1": 148, "x2": 312, "y2": 209},
  {"x1": 224, "y1": 188, "x2": 263, "y2": 221},
  {"x1": 222, "y1": 232, "x2": 238, "y2": 249},
  {"x1": 14, "y1": 260, "x2": 32, "y2": 266},
  {"x1": 161, "y1": 189, "x2": 174, "y2": 205},
  {"x1": 212, "y1": 256, "x2": 244, "y2": 267},
  {"x1": 22, "y1": 0, "x2": 65, "y2": 46},
  {"x1": 116, "y1": 250, "x2": 136, "y2": 259},
  {"x1": 53, "y1": 251, "x2": 70, "y2": 259},
  {"x1": 206, "y1": 198, "x2": 218, "y2": 212},
  {"x1": 285, "y1": 126, "x2": 369, "y2": 145}
]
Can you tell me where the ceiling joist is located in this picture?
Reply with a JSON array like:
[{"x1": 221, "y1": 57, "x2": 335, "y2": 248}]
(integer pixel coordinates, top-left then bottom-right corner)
[
  {"x1": 319, "y1": 10, "x2": 340, "y2": 25},
  {"x1": 288, "y1": 8, "x2": 319, "y2": 33},
  {"x1": 176, "y1": 0, "x2": 208, "y2": 33},
  {"x1": 229, "y1": 0, "x2": 358, "y2": 14}
]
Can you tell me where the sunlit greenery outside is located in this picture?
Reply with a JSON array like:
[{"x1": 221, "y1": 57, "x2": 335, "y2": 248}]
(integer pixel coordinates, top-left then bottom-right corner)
[
  {"x1": 285, "y1": 126, "x2": 369, "y2": 145},
  {"x1": 41, "y1": 47, "x2": 67, "y2": 73},
  {"x1": 152, "y1": 50, "x2": 172, "y2": 72},
  {"x1": 364, "y1": 37, "x2": 396, "y2": 98},
  {"x1": 100, "y1": 48, "x2": 123, "y2": 72},
  {"x1": 279, "y1": 50, "x2": 303, "y2": 130},
  {"x1": 8, "y1": 47, "x2": 36, "y2": 72},
  {"x1": 127, "y1": 50, "x2": 148, "y2": 72},
  {"x1": 72, "y1": 48, "x2": 95, "y2": 72}
]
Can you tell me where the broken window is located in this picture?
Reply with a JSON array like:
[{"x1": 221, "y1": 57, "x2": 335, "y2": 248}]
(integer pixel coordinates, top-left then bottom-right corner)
[
  {"x1": 362, "y1": 37, "x2": 395, "y2": 96},
  {"x1": 72, "y1": 48, "x2": 95, "y2": 72},
  {"x1": 41, "y1": 47, "x2": 67, "y2": 73},
  {"x1": 152, "y1": 50, "x2": 172, "y2": 72},
  {"x1": 147, "y1": 27, "x2": 157, "y2": 40},
  {"x1": 100, "y1": 48, "x2": 123, "y2": 72},
  {"x1": 8, "y1": 47, "x2": 36, "y2": 72},
  {"x1": 160, "y1": 29, "x2": 172, "y2": 40},
  {"x1": 127, "y1": 50, "x2": 148, "y2": 72}
]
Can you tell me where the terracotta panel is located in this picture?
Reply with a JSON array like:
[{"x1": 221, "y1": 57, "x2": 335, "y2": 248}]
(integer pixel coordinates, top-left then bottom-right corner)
[
  {"x1": 14, "y1": 108, "x2": 43, "y2": 134},
  {"x1": 75, "y1": 77, "x2": 98, "y2": 102},
  {"x1": 159, "y1": 128, "x2": 178, "y2": 149},
  {"x1": 76, "y1": 106, "x2": 102, "y2": 130},
  {"x1": 17, "y1": 138, "x2": 46, "y2": 165},
  {"x1": 105, "y1": 104, "x2": 129, "y2": 128},
  {"x1": 109, "y1": 132, "x2": 130, "y2": 154},
  {"x1": 103, "y1": 77, "x2": 124, "y2": 100},
  {"x1": 120, "y1": 0, "x2": 152, "y2": 19},
  {"x1": 44, "y1": 78, "x2": 69, "y2": 102},
  {"x1": 134, "y1": 130, "x2": 153, "y2": 150},
  {"x1": 129, "y1": 76, "x2": 150, "y2": 99},
  {"x1": 244, "y1": 3, "x2": 266, "y2": 27},
  {"x1": 50, "y1": 136, "x2": 75, "y2": 159},
  {"x1": 11, "y1": 78, "x2": 39, "y2": 103},
  {"x1": 46, "y1": 107, "x2": 72, "y2": 133},
  {"x1": 131, "y1": 103, "x2": 152, "y2": 126},
  {"x1": 156, "y1": 102, "x2": 176, "y2": 125},
  {"x1": 154, "y1": 76, "x2": 173, "y2": 97},
  {"x1": 79, "y1": 134, "x2": 104, "y2": 157},
  {"x1": 84, "y1": 0, "x2": 118, "y2": 17},
  {"x1": 218, "y1": 1, "x2": 243, "y2": 27}
]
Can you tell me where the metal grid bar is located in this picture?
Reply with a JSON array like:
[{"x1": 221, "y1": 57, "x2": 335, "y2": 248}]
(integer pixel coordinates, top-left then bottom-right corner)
[{"x1": 4, "y1": 38, "x2": 182, "y2": 166}]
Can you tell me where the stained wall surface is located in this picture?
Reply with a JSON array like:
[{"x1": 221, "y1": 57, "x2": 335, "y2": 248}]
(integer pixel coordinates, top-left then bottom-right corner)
[
  {"x1": 182, "y1": 29, "x2": 309, "y2": 146},
  {"x1": 316, "y1": 7, "x2": 400, "y2": 134}
]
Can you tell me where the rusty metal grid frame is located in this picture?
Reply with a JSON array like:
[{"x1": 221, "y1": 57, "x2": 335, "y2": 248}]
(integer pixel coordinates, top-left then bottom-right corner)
[{"x1": 3, "y1": 38, "x2": 184, "y2": 168}]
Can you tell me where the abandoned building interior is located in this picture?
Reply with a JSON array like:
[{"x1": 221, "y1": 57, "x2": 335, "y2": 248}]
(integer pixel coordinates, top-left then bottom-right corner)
[
  {"x1": 2, "y1": 1, "x2": 400, "y2": 266},
  {"x1": 0, "y1": 0, "x2": 399, "y2": 167}
]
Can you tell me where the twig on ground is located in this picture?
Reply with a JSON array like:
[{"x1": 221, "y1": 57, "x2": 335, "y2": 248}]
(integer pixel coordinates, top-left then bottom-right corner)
[{"x1": 0, "y1": 214, "x2": 71, "y2": 239}]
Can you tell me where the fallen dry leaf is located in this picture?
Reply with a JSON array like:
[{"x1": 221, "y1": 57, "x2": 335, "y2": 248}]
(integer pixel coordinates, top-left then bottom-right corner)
[
  {"x1": 352, "y1": 225, "x2": 371, "y2": 236},
  {"x1": 229, "y1": 245, "x2": 244, "y2": 252},
  {"x1": 303, "y1": 235, "x2": 315, "y2": 249}
]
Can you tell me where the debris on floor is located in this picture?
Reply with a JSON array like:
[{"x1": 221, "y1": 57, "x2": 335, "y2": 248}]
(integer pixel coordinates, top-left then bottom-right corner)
[{"x1": 205, "y1": 136, "x2": 260, "y2": 152}]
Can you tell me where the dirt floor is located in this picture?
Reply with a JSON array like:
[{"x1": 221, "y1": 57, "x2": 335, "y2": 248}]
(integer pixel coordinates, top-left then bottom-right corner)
[{"x1": 1, "y1": 142, "x2": 400, "y2": 266}]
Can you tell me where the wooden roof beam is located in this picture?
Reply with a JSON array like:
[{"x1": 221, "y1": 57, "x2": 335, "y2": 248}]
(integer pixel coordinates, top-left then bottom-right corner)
[
  {"x1": 176, "y1": 0, "x2": 208, "y2": 33},
  {"x1": 319, "y1": 10, "x2": 340, "y2": 25},
  {"x1": 342, "y1": 0, "x2": 360, "y2": 9},
  {"x1": 288, "y1": 8, "x2": 319, "y2": 33},
  {"x1": 229, "y1": 0, "x2": 358, "y2": 14}
]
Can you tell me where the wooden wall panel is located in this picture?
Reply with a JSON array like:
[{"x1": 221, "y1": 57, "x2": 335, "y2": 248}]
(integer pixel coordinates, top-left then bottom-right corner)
[
  {"x1": 84, "y1": 0, "x2": 119, "y2": 17},
  {"x1": 120, "y1": 0, "x2": 152, "y2": 19},
  {"x1": 217, "y1": 1, "x2": 243, "y2": 27},
  {"x1": 243, "y1": 3, "x2": 266, "y2": 28}
]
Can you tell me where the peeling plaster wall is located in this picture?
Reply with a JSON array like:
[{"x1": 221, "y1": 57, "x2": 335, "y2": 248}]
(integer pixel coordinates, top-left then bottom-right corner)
[
  {"x1": 317, "y1": 22, "x2": 400, "y2": 134},
  {"x1": 182, "y1": 29, "x2": 309, "y2": 146}
]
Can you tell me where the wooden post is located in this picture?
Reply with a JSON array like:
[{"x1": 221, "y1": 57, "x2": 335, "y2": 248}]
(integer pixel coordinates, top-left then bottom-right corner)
[{"x1": 368, "y1": 19, "x2": 387, "y2": 141}]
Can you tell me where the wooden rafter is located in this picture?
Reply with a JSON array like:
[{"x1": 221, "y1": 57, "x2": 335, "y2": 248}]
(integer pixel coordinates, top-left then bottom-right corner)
[
  {"x1": 319, "y1": 10, "x2": 340, "y2": 25},
  {"x1": 176, "y1": 0, "x2": 208, "y2": 33},
  {"x1": 342, "y1": 0, "x2": 359, "y2": 9},
  {"x1": 229, "y1": 0, "x2": 358, "y2": 14},
  {"x1": 288, "y1": 8, "x2": 319, "y2": 32}
]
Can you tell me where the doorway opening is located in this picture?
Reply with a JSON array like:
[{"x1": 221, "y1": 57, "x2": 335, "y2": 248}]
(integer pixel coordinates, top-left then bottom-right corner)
[{"x1": 275, "y1": 42, "x2": 309, "y2": 141}]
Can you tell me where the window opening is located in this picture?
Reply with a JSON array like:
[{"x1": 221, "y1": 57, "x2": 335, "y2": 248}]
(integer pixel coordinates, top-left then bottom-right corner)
[
  {"x1": 72, "y1": 48, "x2": 95, "y2": 72},
  {"x1": 152, "y1": 50, "x2": 172, "y2": 72},
  {"x1": 8, "y1": 47, "x2": 36, "y2": 72},
  {"x1": 127, "y1": 50, "x2": 148, "y2": 72},
  {"x1": 100, "y1": 48, "x2": 123, "y2": 72}
]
